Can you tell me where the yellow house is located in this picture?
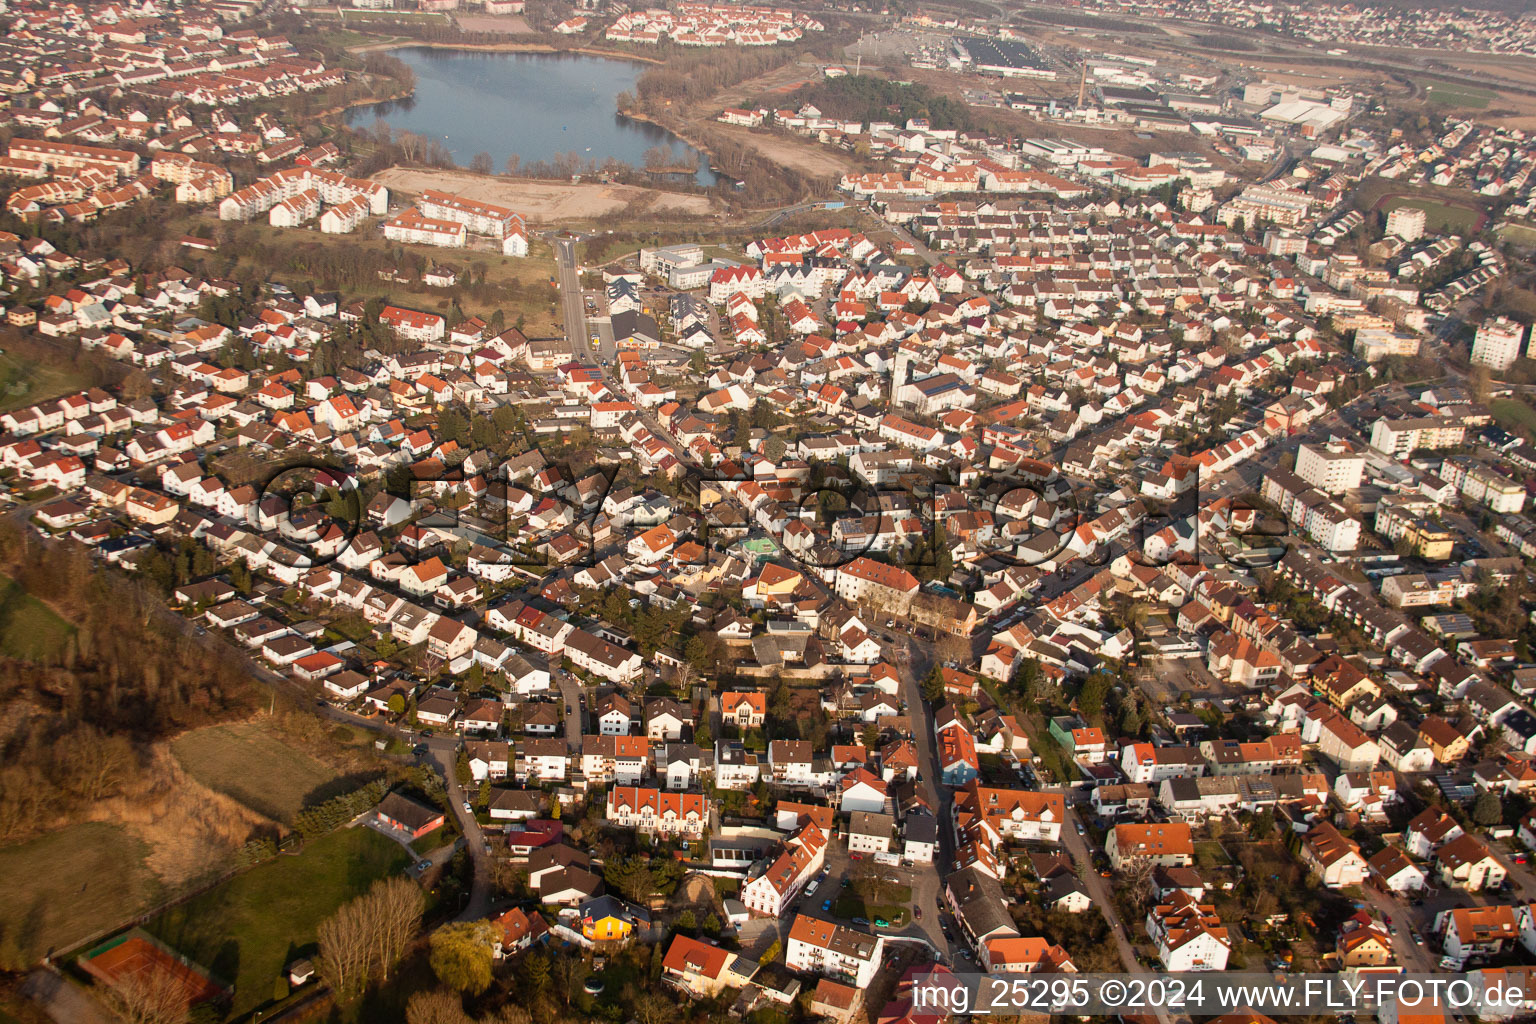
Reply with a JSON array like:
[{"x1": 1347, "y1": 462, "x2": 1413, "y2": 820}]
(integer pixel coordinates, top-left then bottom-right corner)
[{"x1": 579, "y1": 895, "x2": 645, "y2": 942}]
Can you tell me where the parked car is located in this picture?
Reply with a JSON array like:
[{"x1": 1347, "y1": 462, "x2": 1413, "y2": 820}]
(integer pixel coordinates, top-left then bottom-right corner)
[
  {"x1": 852, "y1": 917, "x2": 870, "y2": 927},
  {"x1": 822, "y1": 899, "x2": 832, "y2": 911}
]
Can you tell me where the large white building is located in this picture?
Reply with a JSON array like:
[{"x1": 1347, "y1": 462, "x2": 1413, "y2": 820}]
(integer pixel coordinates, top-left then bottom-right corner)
[
  {"x1": 785, "y1": 914, "x2": 885, "y2": 988},
  {"x1": 1386, "y1": 205, "x2": 1426, "y2": 242},
  {"x1": 1472, "y1": 316, "x2": 1526, "y2": 371},
  {"x1": 416, "y1": 189, "x2": 528, "y2": 256},
  {"x1": 1295, "y1": 441, "x2": 1364, "y2": 495},
  {"x1": 382, "y1": 208, "x2": 467, "y2": 248}
]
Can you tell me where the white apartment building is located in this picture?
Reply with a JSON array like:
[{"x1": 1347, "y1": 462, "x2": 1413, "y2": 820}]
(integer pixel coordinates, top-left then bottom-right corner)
[
  {"x1": 1386, "y1": 206, "x2": 1426, "y2": 241},
  {"x1": 785, "y1": 914, "x2": 885, "y2": 988},
  {"x1": 1472, "y1": 316, "x2": 1526, "y2": 371},
  {"x1": 1295, "y1": 441, "x2": 1364, "y2": 495},
  {"x1": 383, "y1": 208, "x2": 467, "y2": 248},
  {"x1": 1369, "y1": 416, "x2": 1465, "y2": 457}
]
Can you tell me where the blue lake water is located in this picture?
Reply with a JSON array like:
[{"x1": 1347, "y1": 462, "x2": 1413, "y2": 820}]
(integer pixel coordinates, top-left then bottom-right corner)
[{"x1": 346, "y1": 48, "x2": 717, "y2": 185}]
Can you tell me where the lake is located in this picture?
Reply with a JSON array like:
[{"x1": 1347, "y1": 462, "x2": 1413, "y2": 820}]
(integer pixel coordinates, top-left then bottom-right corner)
[{"x1": 346, "y1": 48, "x2": 718, "y2": 185}]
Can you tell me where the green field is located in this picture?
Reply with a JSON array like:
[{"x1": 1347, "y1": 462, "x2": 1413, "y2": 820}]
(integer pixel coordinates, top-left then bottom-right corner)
[
  {"x1": 146, "y1": 827, "x2": 410, "y2": 1017},
  {"x1": 0, "y1": 352, "x2": 89, "y2": 415},
  {"x1": 0, "y1": 823, "x2": 157, "y2": 964},
  {"x1": 1497, "y1": 222, "x2": 1536, "y2": 246},
  {"x1": 1381, "y1": 196, "x2": 1482, "y2": 236},
  {"x1": 0, "y1": 573, "x2": 75, "y2": 662},
  {"x1": 1492, "y1": 398, "x2": 1536, "y2": 433},
  {"x1": 1426, "y1": 82, "x2": 1495, "y2": 109},
  {"x1": 172, "y1": 722, "x2": 341, "y2": 824}
]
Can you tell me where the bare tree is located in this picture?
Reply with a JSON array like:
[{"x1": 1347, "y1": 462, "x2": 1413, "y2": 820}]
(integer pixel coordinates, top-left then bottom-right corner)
[
  {"x1": 318, "y1": 898, "x2": 372, "y2": 1000},
  {"x1": 369, "y1": 876, "x2": 425, "y2": 982},
  {"x1": 469, "y1": 152, "x2": 494, "y2": 175},
  {"x1": 1121, "y1": 856, "x2": 1156, "y2": 912},
  {"x1": 105, "y1": 967, "x2": 191, "y2": 1024},
  {"x1": 319, "y1": 876, "x2": 424, "y2": 999},
  {"x1": 405, "y1": 988, "x2": 473, "y2": 1024},
  {"x1": 550, "y1": 952, "x2": 583, "y2": 1008},
  {"x1": 504, "y1": 153, "x2": 521, "y2": 175},
  {"x1": 398, "y1": 131, "x2": 423, "y2": 162},
  {"x1": 632, "y1": 991, "x2": 673, "y2": 1024}
]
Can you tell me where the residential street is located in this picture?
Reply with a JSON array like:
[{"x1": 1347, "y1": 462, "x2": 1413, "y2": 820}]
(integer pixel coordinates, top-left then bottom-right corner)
[
  {"x1": 426, "y1": 736, "x2": 494, "y2": 922},
  {"x1": 1059, "y1": 800, "x2": 1179, "y2": 1024},
  {"x1": 555, "y1": 669, "x2": 584, "y2": 750}
]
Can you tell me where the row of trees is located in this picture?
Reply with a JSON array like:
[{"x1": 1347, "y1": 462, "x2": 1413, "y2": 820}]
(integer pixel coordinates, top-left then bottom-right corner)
[{"x1": 318, "y1": 876, "x2": 426, "y2": 999}]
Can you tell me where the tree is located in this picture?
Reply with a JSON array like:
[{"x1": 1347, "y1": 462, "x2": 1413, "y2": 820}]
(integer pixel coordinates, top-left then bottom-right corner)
[
  {"x1": 1022, "y1": 659, "x2": 1053, "y2": 704},
  {"x1": 1473, "y1": 790, "x2": 1503, "y2": 826},
  {"x1": 758, "y1": 939, "x2": 782, "y2": 966},
  {"x1": 104, "y1": 967, "x2": 192, "y2": 1024},
  {"x1": 316, "y1": 877, "x2": 424, "y2": 999},
  {"x1": 862, "y1": 722, "x2": 881, "y2": 749},
  {"x1": 428, "y1": 920, "x2": 498, "y2": 995},
  {"x1": 406, "y1": 989, "x2": 473, "y2": 1024},
  {"x1": 605, "y1": 856, "x2": 655, "y2": 903},
  {"x1": 388, "y1": 693, "x2": 407, "y2": 715},
  {"x1": 921, "y1": 665, "x2": 945, "y2": 704},
  {"x1": 633, "y1": 992, "x2": 673, "y2": 1024},
  {"x1": 1076, "y1": 672, "x2": 1112, "y2": 728},
  {"x1": 455, "y1": 747, "x2": 472, "y2": 786},
  {"x1": 317, "y1": 898, "x2": 373, "y2": 1001},
  {"x1": 1120, "y1": 855, "x2": 1156, "y2": 911},
  {"x1": 469, "y1": 152, "x2": 494, "y2": 175}
]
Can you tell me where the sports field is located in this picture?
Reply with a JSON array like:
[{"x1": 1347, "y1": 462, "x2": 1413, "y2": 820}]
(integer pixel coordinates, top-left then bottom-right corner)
[{"x1": 1426, "y1": 81, "x2": 1495, "y2": 108}]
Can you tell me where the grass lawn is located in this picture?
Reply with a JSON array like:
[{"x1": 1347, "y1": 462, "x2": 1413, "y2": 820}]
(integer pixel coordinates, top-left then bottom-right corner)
[
  {"x1": 1497, "y1": 222, "x2": 1536, "y2": 246},
  {"x1": 0, "y1": 572, "x2": 75, "y2": 662},
  {"x1": 0, "y1": 351, "x2": 89, "y2": 415},
  {"x1": 1426, "y1": 81, "x2": 1494, "y2": 108},
  {"x1": 145, "y1": 826, "x2": 411, "y2": 1017},
  {"x1": 171, "y1": 722, "x2": 340, "y2": 824},
  {"x1": 1194, "y1": 840, "x2": 1232, "y2": 872},
  {"x1": 831, "y1": 894, "x2": 908, "y2": 926},
  {"x1": 1380, "y1": 196, "x2": 1481, "y2": 235},
  {"x1": 1492, "y1": 399, "x2": 1536, "y2": 434},
  {"x1": 0, "y1": 823, "x2": 158, "y2": 962}
]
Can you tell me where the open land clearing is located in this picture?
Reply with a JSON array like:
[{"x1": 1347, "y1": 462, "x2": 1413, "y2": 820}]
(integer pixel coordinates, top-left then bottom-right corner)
[
  {"x1": 0, "y1": 350, "x2": 90, "y2": 415},
  {"x1": 0, "y1": 573, "x2": 74, "y2": 662},
  {"x1": 172, "y1": 722, "x2": 342, "y2": 824},
  {"x1": 452, "y1": 14, "x2": 535, "y2": 33},
  {"x1": 373, "y1": 167, "x2": 715, "y2": 221},
  {"x1": 0, "y1": 823, "x2": 157, "y2": 964},
  {"x1": 145, "y1": 827, "x2": 410, "y2": 1017},
  {"x1": 704, "y1": 123, "x2": 856, "y2": 179}
]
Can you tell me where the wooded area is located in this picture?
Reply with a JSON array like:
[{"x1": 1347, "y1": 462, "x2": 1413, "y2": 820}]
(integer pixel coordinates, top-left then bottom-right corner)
[{"x1": 0, "y1": 526, "x2": 260, "y2": 843}]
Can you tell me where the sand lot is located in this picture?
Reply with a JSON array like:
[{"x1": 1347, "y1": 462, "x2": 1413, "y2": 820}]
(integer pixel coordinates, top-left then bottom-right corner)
[
  {"x1": 372, "y1": 167, "x2": 715, "y2": 221},
  {"x1": 453, "y1": 14, "x2": 535, "y2": 33},
  {"x1": 704, "y1": 123, "x2": 855, "y2": 179}
]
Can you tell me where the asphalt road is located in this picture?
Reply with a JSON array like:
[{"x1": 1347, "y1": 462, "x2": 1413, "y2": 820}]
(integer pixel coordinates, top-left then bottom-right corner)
[
  {"x1": 554, "y1": 236, "x2": 590, "y2": 364},
  {"x1": 1059, "y1": 802, "x2": 1180, "y2": 1024},
  {"x1": 425, "y1": 735, "x2": 494, "y2": 922},
  {"x1": 556, "y1": 669, "x2": 584, "y2": 750}
]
